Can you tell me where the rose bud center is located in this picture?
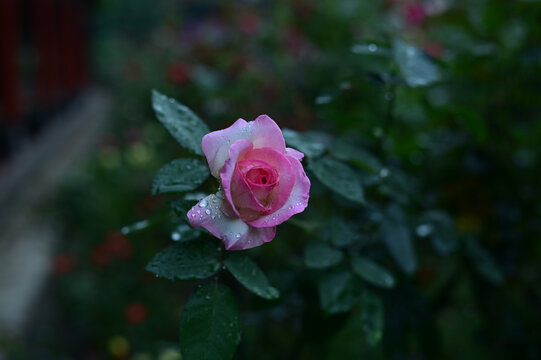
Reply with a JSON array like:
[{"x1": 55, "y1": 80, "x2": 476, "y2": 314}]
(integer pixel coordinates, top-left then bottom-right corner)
[{"x1": 237, "y1": 160, "x2": 279, "y2": 205}]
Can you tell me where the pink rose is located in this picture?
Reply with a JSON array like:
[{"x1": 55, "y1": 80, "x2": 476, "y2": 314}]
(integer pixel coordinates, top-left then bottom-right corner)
[{"x1": 187, "y1": 115, "x2": 310, "y2": 250}]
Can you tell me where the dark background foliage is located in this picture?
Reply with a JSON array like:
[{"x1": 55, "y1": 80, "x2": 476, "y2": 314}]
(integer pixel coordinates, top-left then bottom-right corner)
[{"x1": 0, "y1": 0, "x2": 540, "y2": 359}]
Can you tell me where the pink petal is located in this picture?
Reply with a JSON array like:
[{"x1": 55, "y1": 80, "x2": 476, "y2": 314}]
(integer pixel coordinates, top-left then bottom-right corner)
[
  {"x1": 285, "y1": 147, "x2": 304, "y2": 161},
  {"x1": 220, "y1": 139, "x2": 254, "y2": 218},
  {"x1": 236, "y1": 159, "x2": 277, "y2": 205},
  {"x1": 247, "y1": 155, "x2": 310, "y2": 228},
  {"x1": 242, "y1": 147, "x2": 295, "y2": 214},
  {"x1": 187, "y1": 193, "x2": 276, "y2": 250},
  {"x1": 202, "y1": 115, "x2": 286, "y2": 178},
  {"x1": 230, "y1": 162, "x2": 267, "y2": 222}
]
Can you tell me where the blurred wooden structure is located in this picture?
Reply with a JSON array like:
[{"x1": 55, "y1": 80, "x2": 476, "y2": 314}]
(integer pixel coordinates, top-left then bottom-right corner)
[{"x1": 0, "y1": 0, "x2": 90, "y2": 159}]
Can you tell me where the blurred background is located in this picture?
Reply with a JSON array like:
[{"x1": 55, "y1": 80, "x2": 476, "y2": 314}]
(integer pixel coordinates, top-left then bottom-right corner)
[{"x1": 0, "y1": 0, "x2": 540, "y2": 359}]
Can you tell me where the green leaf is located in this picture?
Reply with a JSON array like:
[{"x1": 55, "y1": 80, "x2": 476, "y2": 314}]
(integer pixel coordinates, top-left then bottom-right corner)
[
  {"x1": 351, "y1": 256, "x2": 395, "y2": 289},
  {"x1": 351, "y1": 43, "x2": 391, "y2": 57},
  {"x1": 171, "y1": 199, "x2": 195, "y2": 217},
  {"x1": 451, "y1": 106, "x2": 488, "y2": 143},
  {"x1": 283, "y1": 128, "x2": 326, "y2": 158},
  {"x1": 464, "y1": 237, "x2": 504, "y2": 285},
  {"x1": 351, "y1": 43, "x2": 394, "y2": 74},
  {"x1": 319, "y1": 270, "x2": 361, "y2": 314},
  {"x1": 120, "y1": 219, "x2": 152, "y2": 235},
  {"x1": 360, "y1": 290, "x2": 384, "y2": 346},
  {"x1": 145, "y1": 241, "x2": 220, "y2": 281},
  {"x1": 309, "y1": 157, "x2": 365, "y2": 204},
  {"x1": 152, "y1": 90, "x2": 210, "y2": 155},
  {"x1": 304, "y1": 242, "x2": 344, "y2": 269},
  {"x1": 381, "y1": 208, "x2": 417, "y2": 275},
  {"x1": 171, "y1": 223, "x2": 201, "y2": 242},
  {"x1": 328, "y1": 217, "x2": 359, "y2": 247},
  {"x1": 392, "y1": 38, "x2": 441, "y2": 87},
  {"x1": 331, "y1": 141, "x2": 383, "y2": 174},
  {"x1": 180, "y1": 283, "x2": 241, "y2": 360},
  {"x1": 418, "y1": 210, "x2": 458, "y2": 255},
  {"x1": 224, "y1": 252, "x2": 280, "y2": 300},
  {"x1": 152, "y1": 158, "x2": 209, "y2": 194}
]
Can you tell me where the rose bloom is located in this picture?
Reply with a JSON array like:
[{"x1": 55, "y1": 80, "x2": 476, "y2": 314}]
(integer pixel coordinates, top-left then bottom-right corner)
[{"x1": 188, "y1": 115, "x2": 310, "y2": 250}]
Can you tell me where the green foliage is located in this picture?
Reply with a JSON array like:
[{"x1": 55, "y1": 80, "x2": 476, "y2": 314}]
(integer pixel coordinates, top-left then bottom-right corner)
[
  {"x1": 464, "y1": 237, "x2": 504, "y2": 285},
  {"x1": 380, "y1": 206, "x2": 417, "y2": 275},
  {"x1": 350, "y1": 256, "x2": 395, "y2": 289},
  {"x1": 283, "y1": 129, "x2": 326, "y2": 158},
  {"x1": 171, "y1": 223, "x2": 202, "y2": 242},
  {"x1": 42, "y1": 0, "x2": 541, "y2": 358},
  {"x1": 180, "y1": 283, "x2": 241, "y2": 360},
  {"x1": 304, "y1": 242, "x2": 344, "y2": 269},
  {"x1": 224, "y1": 252, "x2": 280, "y2": 300},
  {"x1": 360, "y1": 290, "x2": 384, "y2": 346},
  {"x1": 330, "y1": 140, "x2": 383, "y2": 174},
  {"x1": 145, "y1": 241, "x2": 221, "y2": 281},
  {"x1": 152, "y1": 158, "x2": 209, "y2": 194},
  {"x1": 328, "y1": 218, "x2": 359, "y2": 247},
  {"x1": 392, "y1": 38, "x2": 441, "y2": 87},
  {"x1": 319, "y1": 270, "x2": 362, "y2": 315},
  {"x1": 309, "y1": 157, "x2": 365, "y2": 204},
  {"x1": 151, "y1": 90, "x2": 210, "y2": 155},
  {"x1": 419, "y1": 210, "x2": 458, "y2": 255}
]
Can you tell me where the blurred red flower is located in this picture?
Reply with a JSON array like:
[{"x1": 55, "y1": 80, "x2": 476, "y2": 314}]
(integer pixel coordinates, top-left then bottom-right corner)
[
  {"x1": 105, "y1": 232, "x2": 133, "y2": 260},
  {"x1": 239, "y1": 12, "x2": 261, "y2": 35},
  {"x1": 166, "y1": 62, "x2": 190, "y2": 85},
  {"x1": 52, "y1": 252, "x2": 78, "y2": 275},
  {"x1": 124, "y1": 302, "x2": 147, "y2": 324},
  {"x1": 91, "y1": 232, "x2": 133, "y2": 266},
  {"x1": 91, "y1": 243, "x2": 112, "y2": 266},
  {"x1": 405, "y1": 2, "x2": 426, "y2": 27}
]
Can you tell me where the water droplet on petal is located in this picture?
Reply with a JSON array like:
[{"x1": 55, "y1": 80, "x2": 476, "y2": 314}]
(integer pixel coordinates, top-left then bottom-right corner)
[
  {"x1": 199, "y1": 200, "x2": 208, "y2": 208},
  {"x1": 205, "y1": 209, "x2": 211, "y2": 215}
]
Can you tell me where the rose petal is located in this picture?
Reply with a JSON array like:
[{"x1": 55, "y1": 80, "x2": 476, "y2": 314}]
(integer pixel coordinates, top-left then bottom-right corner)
[
  {"x1": 242, "y1": 147, "x2": 295, "y2": 214},
  {"x1": 230, "y1": 161, "x2": 267, "y2": 222},
  {"x1": 237, "y1": 159, "x2": 277, "y2": 203},
  {"x1": 187, "y1": 193, "x2": 276, "y2": 250},
  {"x1": 286, "y1": 147, "x2": 304, "y2": 161},
  {"x1": 247, "y1": 155, "x2": 310, "y2": 228},
  {"x1": 220, "y1": 139, "x2": 255, "y2": 218},
  {"x1": 202, "y1": 115, "x2": 286, "y2": 178}
]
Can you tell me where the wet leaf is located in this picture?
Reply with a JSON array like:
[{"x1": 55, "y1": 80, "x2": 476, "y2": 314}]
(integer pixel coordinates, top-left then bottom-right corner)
[
  {"x1": 152, "y1": 158, "x2": 209, "y2": 194},
  {"x1": 328, "y1": 217, "x2": 359, "y2": 247},
  {"x1": 180, "y1": 283, "x2": 241, "y2": 360},
  {"x1": 319, "y1": 270, "x2": 361, "y2": 314},
  {"x1": 464, "y1": 237, "x2": 504, "y2": 285},
  {"x1": 152, "y1": 90, "x2": 210, "y2": 155},
  {"x1": 393, "y1": 39, "x2": 441, "y2": 87},
  {"x1": 171, "y1": 223, "x2": 201, "y2": 242},
  {"x1": 381, "y1": 206, "x2": 417, "y2": 275},
  {"x1": 331, "y1": 141, "x2": 383, "y2": 174},
  {"x1": 351, "y1": 256, "x2": 395, "y2": 289},
  {"x1": 224, "y1": 252, "x2": 279, "y2": 300},
  {"x1": 419, "y1": 210, "x2": 458, "y2": 255},
  {"x1": 283, "y1": 128, "x2": 326, "y2": 158},
  {"x1": 304, "y1": 242, "x2": 344, "y2": 269},
  {"x1": 360, "y1": 290, "x2": 384, "y2": 346},
  {"x1": 145, "y1": 241, "x2": 220, "y2": 280},
  {"x1": 309, "y1": 157, "x2": 365, "y2": 204}
]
